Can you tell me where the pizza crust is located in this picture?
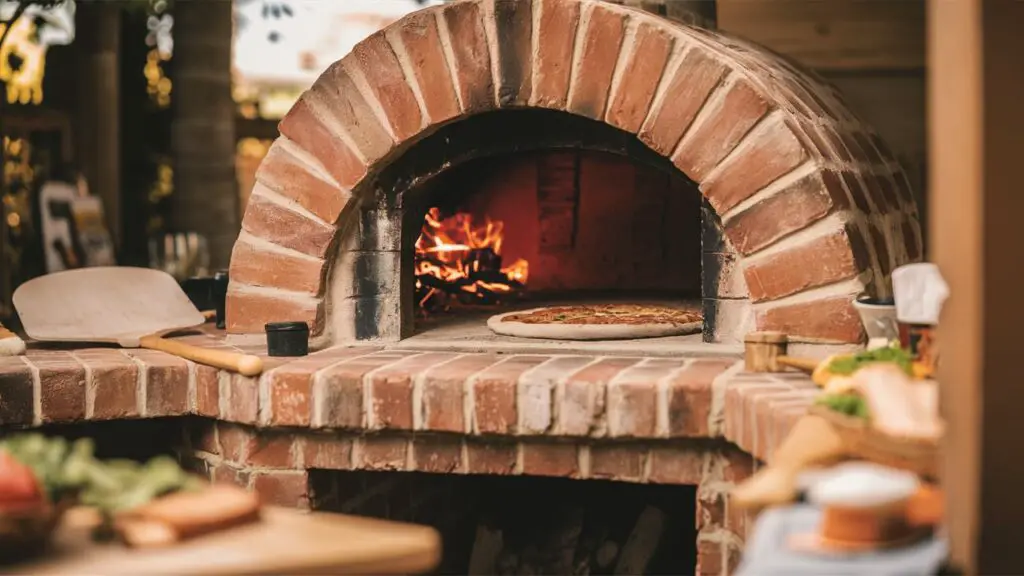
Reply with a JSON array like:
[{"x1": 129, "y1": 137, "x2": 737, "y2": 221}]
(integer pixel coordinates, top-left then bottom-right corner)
[{"x1": 487, "y1": 307, "x2": 702, "y2": 341}]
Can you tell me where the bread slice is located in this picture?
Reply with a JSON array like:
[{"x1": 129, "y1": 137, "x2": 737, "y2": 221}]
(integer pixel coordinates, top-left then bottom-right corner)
[{"x1": 118, "y1": 484, "x2": 261, "y2": 547}]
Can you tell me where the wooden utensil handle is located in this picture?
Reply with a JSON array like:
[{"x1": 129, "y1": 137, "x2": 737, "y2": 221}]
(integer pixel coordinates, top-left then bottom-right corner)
[
  {"x1": 139, "y1": 335, "x2": 263, "y2": 376},
  {"x1": 777, "y1": 356, "x2": 820, "y2": 373}
]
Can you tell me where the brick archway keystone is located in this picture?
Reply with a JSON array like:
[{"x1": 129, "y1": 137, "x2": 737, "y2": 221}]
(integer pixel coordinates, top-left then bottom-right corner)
[{"x1": 227, "y1": 0, "x2": 922, "y2": 345}]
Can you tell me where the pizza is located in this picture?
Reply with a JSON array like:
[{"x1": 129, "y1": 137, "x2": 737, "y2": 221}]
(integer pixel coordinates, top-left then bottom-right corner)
[{"x1": 487, "y1": 304, "x2": 702, "y2": 341}]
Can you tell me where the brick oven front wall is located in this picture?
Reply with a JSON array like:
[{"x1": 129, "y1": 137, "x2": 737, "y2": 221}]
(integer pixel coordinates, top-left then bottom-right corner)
[{"x1": 226, "y1": 0, "x2": 922, "y2": 347}]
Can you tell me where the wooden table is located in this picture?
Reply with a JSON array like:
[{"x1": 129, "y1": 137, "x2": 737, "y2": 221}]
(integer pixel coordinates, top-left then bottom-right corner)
[{"x1": 5, "y1": 507, "x2": 442, "y2": 575}]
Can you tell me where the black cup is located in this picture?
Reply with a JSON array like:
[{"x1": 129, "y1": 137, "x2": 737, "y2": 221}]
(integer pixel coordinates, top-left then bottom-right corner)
[
  {"x1": 181, "y1": 277, "x2": 215, "y2": 312},
  {"x1": 266, "y1": 322, "x2": 310, "y2": 357}
]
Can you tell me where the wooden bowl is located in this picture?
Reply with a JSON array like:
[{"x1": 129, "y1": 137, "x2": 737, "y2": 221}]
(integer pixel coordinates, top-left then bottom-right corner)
[
  {"x1": 809, "y1": 405, "x2": 940, "y2": 479},
  {"x1": 0, "y1": 499, "x2": 72, "y2": 563}
]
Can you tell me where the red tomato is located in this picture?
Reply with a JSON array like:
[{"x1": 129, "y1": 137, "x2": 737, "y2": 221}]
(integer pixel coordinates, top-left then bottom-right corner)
[{"x1": 0, "y1": 450, "x2": 43, "y2": 510}]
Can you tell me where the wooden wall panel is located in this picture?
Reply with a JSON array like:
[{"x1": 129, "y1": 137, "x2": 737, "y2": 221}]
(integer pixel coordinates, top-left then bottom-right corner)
[{"x1": 717, "y1": 0, "x2": 925, "y2": 71}]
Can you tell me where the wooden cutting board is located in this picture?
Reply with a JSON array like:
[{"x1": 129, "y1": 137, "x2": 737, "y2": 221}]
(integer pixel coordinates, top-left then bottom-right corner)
[{"x1": 9, "y1": 507, "x2": 441, "y2": 575}]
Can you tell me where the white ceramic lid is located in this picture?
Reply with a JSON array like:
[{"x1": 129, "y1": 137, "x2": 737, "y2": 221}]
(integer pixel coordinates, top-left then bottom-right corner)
[{"x1": 807, "y1": 461, "x2": 920, "y2": 509}]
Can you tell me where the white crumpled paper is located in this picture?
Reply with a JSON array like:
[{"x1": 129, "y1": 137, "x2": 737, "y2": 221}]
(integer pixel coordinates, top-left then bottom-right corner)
[{"x1": 892, "y1": 263, "x2": 950, "y2": 325}]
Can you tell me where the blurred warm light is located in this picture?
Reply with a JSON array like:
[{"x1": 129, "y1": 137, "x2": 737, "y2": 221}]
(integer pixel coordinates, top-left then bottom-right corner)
[
  {"x1": 145, "y1": 48, "x2": 172, "y2": 108},
  {"x1": 0, "y1": 18, "x2": 47, "y2": 105}
]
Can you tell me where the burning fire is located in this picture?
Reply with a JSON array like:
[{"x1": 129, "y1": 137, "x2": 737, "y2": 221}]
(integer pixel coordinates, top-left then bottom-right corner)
[{"x1": 414, "y1": 207, "x2": 528, "y2": 311}]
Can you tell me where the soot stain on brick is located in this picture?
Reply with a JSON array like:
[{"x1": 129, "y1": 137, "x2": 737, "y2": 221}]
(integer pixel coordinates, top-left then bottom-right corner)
[{"x1": 354, "y1": 296, "x2": 380, "y2": 341}]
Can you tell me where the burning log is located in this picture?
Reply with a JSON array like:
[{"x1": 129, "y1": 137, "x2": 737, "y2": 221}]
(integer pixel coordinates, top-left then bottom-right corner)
[{"x1": 415, "y1": 207, "x2": 529, "y2": 312}]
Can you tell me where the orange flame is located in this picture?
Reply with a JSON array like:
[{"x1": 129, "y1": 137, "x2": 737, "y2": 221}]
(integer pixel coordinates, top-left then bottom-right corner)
[{"x1": 414, "y1": 207, "x2": 528, "y2": 310}]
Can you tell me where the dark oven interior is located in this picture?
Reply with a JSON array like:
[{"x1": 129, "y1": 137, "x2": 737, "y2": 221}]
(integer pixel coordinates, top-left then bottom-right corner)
[{"x1": 386, "y1": 110, "x2": 705, "y2": 339}]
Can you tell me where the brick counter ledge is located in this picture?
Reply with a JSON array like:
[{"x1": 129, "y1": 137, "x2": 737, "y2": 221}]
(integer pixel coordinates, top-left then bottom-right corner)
[{"x1": 0, "y1": 332, "x2": 819, "y2": 575}]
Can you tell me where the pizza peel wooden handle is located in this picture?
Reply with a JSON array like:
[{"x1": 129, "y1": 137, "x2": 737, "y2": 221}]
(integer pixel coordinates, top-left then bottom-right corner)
[
  {"x1": 138, "y1": 335, "x2": 264, "y2": 376},
  {"x1": 777, "y1": 356, "x2": 820, "y2": 373}
]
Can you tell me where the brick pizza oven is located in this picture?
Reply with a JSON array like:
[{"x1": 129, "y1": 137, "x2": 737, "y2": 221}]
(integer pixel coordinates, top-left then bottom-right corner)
[
  {"x1": 181, "y1": 0, "x2": 927, "y2": 573},
  {"x1": 225, "y1": 0, "x2": 922, "y2": 348}
]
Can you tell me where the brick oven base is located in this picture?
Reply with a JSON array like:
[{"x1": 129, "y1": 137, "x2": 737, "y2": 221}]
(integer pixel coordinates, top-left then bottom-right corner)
[
  {"x1": 0, "y1": 330, "x2": 828, "y2": 575},
  {"x1": 310, "y1": 470, "x2": 699, "y2": 574}
]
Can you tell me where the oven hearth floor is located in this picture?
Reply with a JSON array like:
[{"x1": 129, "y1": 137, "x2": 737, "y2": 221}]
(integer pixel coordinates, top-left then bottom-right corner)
[{"x1": 403, "y1": 297, "x2": 741, "y2": 357}]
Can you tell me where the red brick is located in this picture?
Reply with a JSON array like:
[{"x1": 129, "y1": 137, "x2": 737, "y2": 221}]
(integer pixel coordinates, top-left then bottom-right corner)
[
  {"x1": 560, "y1": 357, "x2": 639, "y2": 435},
  {"x1": 244, "y1": 431, "x2": 298, "y2": 469},
  {"x1": 607, "y1": 21, "x2": 674, "y2": 133},
  {"x1": 368, "y1": 353, "x2": 457, "y2": 431},
  {"x1": 310, "y1": 64, "x2": 395, "y2": 162},
  {"x1": 266, "y1": 368, "x2": 314, "y2": 428},
  {"x1": 743, "y1": 225, "x2": 869, "y2": 302},
  {"x1": 521, "y1": 443, "x2": 578, "y2": 477},
  {"x1": 666, "y1": 359, "x2": 736, "y2": 437},
  {"x1": 472, "y1": 356, "x2": 549, "y2": 434},
  {"x1": 725, "y1": 499, "x2": 749, "y2": 539},
  {"x1": 674, "y1": 78, "x2": 771, "y2": 182},
  {"x1": 265, "y1": 348, "x2": 376, "y2": 427},
  {"x1": 868, "y1": 221, "x2": 893, "y2": 276},
  {"x1": 256, "y1": 141, "x2": 350, "y2": 223},
  {"x1": 756, "y1": 295, "x2": 865, "y2": 343},
  {"x1": 697, "y1": 487, "x2": 726, "y2": 532},
  {"x1": 797, "y1": 120, "x2": 839, "y2": 160},
  {"x1": 567, "y1": 4, "x2": 625, "y2": 119},
  {"x1": 723, "y1": 170, "x2": 841, "y2": 255},
  {"x1": 413, "y1": 435, "x2": 463, "y2": 473},
  {"x1": 533, "y1": 0, "x2": 580, "y2": 108},
  {"x1": 252, "y1": 471, "x2": 309, "y2": 508},
  {"x1": 223, "y1": 375, "x2": 259, "y2": 424},
  {"x1": 893, "y1": 170, "x2": 917, "y2": 209},
  {"x1": 755, "y1": 394, "x2": 801, "y2": 461},
  {"x1": 241, "y1": 188, "x2": 335, "y2": 259},
  {"x1": 356, "y1": 436, "x2": 408, "y2": 471},
  {"x1": 303, "y1": 435, "x2": 353, "y2": 469},
  {"x1": 702, "y1": 114, "x2": 808, "y2": 215},
  {"x1": 225, "y1": 288, "x2": 323, "y2": 335},
  {"x1": 493, "y1": 0, "x2": 533, "y2": 107},
  {"x1": 721, "y1": 446, "x2": 756, "y2": 482},
  {"x1": 442, "y1": 1, "x2": 494, "y2": 113},
  {"x1": 188, "y1": 420, "x2": 219, "y2": 455},
  {"x1": 696, "y1": 537, "x2": 723, "y2": 576},
  {"x1": 195, "y1": 364, "x2": 219, "y2": 418},
  {"x1": 868, "y1": 173, "x2": 899, "y2": 212},
  {"x1": 838, "y1": 129, "x2": 869, "y2": 165},
  {"x1": 421, "y1": 354, "x2": 501, "y2": 433},
  {"x1": 647, "y1": 446, "x2": 704, "y2": 484},
  {"x1": 277, "y1": 99, "x2": 368, "y2": 190},
  {"x1": 734, "y1": 383, "x2": 792, "y2": 455},
  {"x1": 590, "y1": 445, "x2": 643, "y2": 480},
  {"x1": 394, "y1": 10, "x2": 460, "y2": 124},
  {"x1": 0, "y1": 356, "x2": 34, "y2": 425},
  {"x1": 73, "y1": 350, "x2": 138, "y2": 420},
  {"x1": 30, "y1": 351, "x2": 86, "y2": 422},
  {"x1": 216, "y1": 423, "x2": 253, "y2": 464},
  {"x1": 347, "y1": 32, "x2": 422, "y2": 141},
  {"x1": 840, "y1": 171, "x2": 875, "y2": 213},
  {"x1": 607, "y1": 359, "x2": 681, "y2": 438},
  {"x1": 854, "y1": 131, "x2": 885, "y2": 165},
  {"x1": 210, "y1": 462, "x2": 250, "y2": 488},
  {"x1": 314, "y1": 352, "x2": 415, "y2": 429},
  {"x1": 640, "y1": 47, "x2": 728, "y2": 156},
  {"x1": 124, "y1": 350, "x2": 188, "y2": 417},
  {"x1": 465, "y1": 440, "x2": 517, "y2": 475}
]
